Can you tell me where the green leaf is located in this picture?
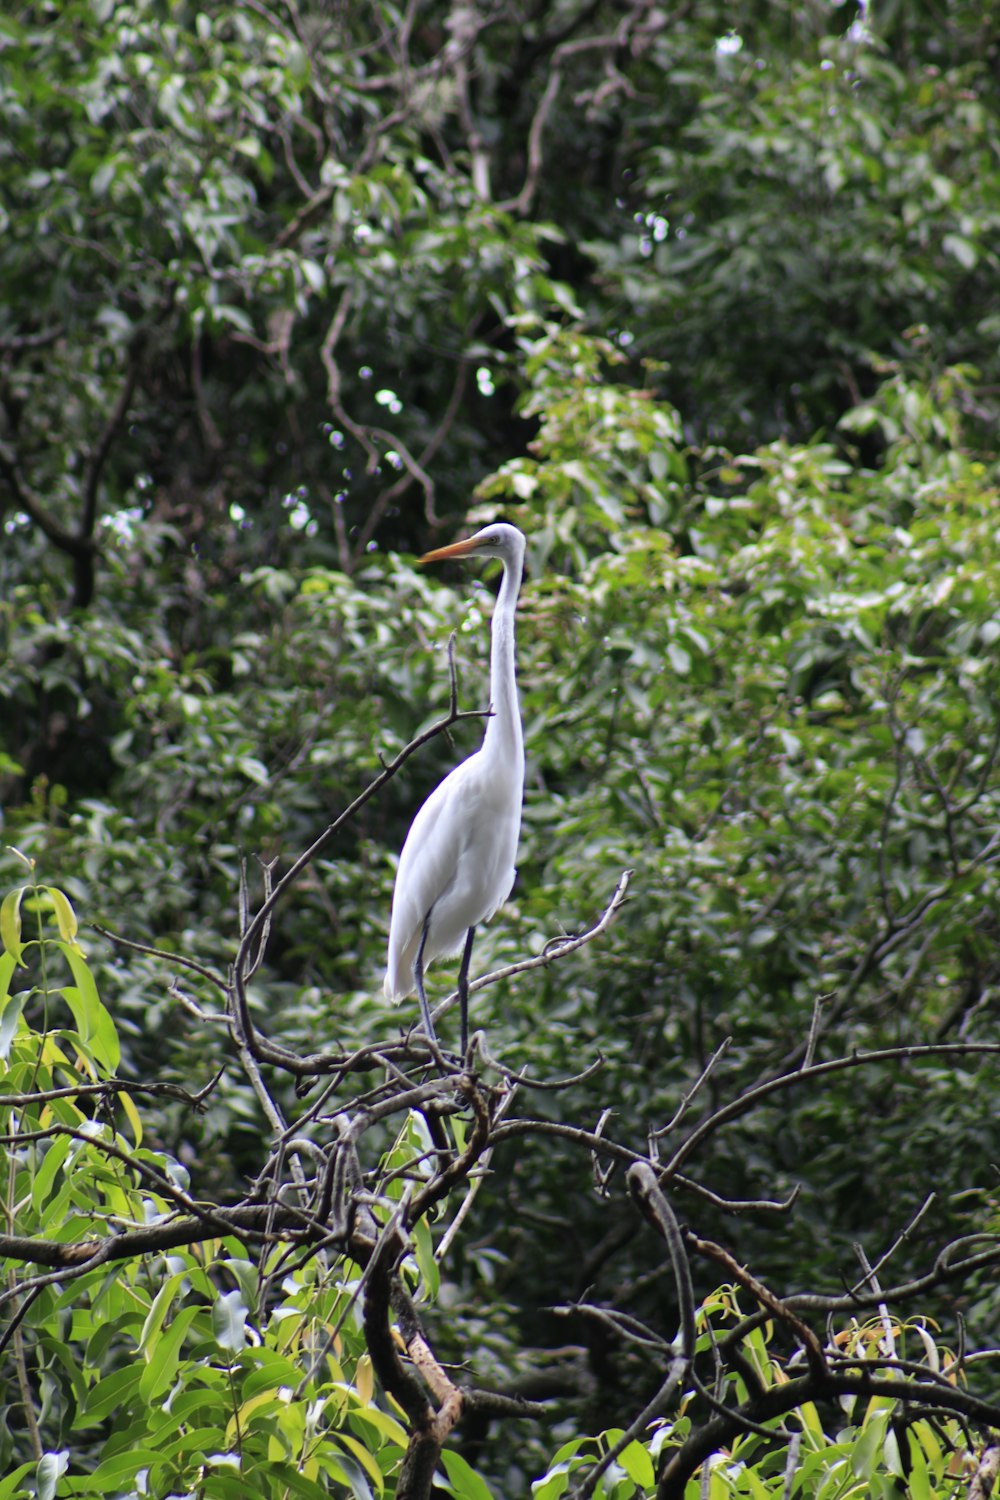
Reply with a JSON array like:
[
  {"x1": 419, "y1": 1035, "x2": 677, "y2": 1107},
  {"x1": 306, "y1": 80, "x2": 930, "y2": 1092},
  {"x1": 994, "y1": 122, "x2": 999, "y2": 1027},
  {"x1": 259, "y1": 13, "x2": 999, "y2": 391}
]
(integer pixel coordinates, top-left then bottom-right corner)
[
  {"x1": 76, "y1": 1364, "x2": 142, "y2": 1427},
  {"x1": 213, "y1": 1288, "x2": 249, "y2": 1352},
  {"x1": 411, "y1": 1215, "x2": 440, "y2": 1299},
  {"x1": 43, "y1": 886, "x2": 80, "y2": 946},
  {"x1": 0, "y1": 887, "x2": 27, "y2": 966},
  {"x1": 265, "y1": 1465, "x2": 332, "y2": 1500},
  {"x1": 667, "y1": 641, "x2": 691, "y2": 675},
  {"x1": 530, "y1": 1462, "x2": 572, "y2": 1500},
  {"x1": 139, "y1": 1303, "x2": 201, "y2": 1403},
  {"x1": 54, "y1": 942, "x2": 120, "y2": 1073},
  {"x1": 139, "y1": 1268, "x2": 190, "y2": 1354},
  {"x1": 327, "y1": 1453, "x2": 376, "y2": 1500},
  {"x1": 0, "y1": 948, "x2": 19, "y2": 1008},
  {"x1": 440, "y1": 1449, "x2": 497, "y2": 1500},
  {"x1": 118, "y1": 1089, "x2": 143, "y2": 1146},
  {"x1": 942, "y1": 233, "x2": 977, "y2": 270},
  {"x1": 36, "y1": 1452, "x2": 69, "y2": 1500},
  {"x1": 237, "y1": 755, "x2": 270, "y2": 785},
  {"x1": 852, "y1": 1411, "x2": 888, "y2": 1478},
  {"x1": 332, "y1": 1434, "x2": 385, "y2": 1494},
  {"x1": 618, "y1": 1440, "x2": 656, "y2": 1489},
  {"x1": 0, "y1": 990, "x2": 26, "y2": 1061},
  {"x1": 65, "y1": 1448, "x2": 165, "y2": 1493},
  {"x1": 0, "y1": 1462, "x2": 35, "y2": 1500},
  {"x1": 32, "y1": 1133, "x2": 73, "y2": 1215},
  {"x1": 348, "y1": 1406, "x2": 409, "y2": 1448}
]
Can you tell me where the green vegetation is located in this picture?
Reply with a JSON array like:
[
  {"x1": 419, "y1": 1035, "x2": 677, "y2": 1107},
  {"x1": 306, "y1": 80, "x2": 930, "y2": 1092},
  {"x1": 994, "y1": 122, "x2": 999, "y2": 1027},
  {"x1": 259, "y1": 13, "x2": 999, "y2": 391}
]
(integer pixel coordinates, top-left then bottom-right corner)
[{"x1": 2, "y1": 2, "x2": 1000, "y2": 1496}]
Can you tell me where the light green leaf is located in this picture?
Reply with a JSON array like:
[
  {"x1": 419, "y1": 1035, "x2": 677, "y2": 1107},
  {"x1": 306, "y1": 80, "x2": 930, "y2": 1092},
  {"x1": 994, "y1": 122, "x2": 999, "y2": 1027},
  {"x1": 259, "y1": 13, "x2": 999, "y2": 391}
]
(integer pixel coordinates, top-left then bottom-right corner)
[
  {"x1": 440, "y1": 1449, "x2": 497, "y2": 1500},
  {"x1": 36, "y1": 1452, "x2": 69, "y2": 1500},
  {"x1": 0, "y1": 887, "x2": 27, "y2": 966},
  {"x1": 213, "y1": 1288, "x2": 249, "y2": 1352},
  {"x1": 55, "y1": 942, "x2": 120, "y2": 1073},
  {"x1": 139, "y1": 1303, "x2": 201, "y2": 1403},
  {"x1": 0, "y1": 990, "x2": 26, "y2": 1061},
  {"x1": 32, "y1": 1133, "x2": 73, "y2": 1215},
  {"x1": 667, "y1": 641, "x2": 691, "y2": 675},
  {"x1": 0, "y1": 1462, "x2": 34, "y2": 1500},
  {"x1": 618, "y1": 1439, "x2": 656, "y2": 1488},
  {"x1": 43, "y1": 885, "x2": 80, "y2": 946},
  {"x1": 140, "y1": 1268, "x2": 191, "y2": 1353}
]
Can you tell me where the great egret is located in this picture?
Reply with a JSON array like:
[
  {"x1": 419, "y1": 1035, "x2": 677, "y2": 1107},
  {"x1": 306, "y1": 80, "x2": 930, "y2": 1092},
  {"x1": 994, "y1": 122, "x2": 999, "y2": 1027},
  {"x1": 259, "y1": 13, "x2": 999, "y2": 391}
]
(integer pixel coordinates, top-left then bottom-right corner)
[{"x1": 384, "y1": 522, "x2": 526, "y2": 1057}]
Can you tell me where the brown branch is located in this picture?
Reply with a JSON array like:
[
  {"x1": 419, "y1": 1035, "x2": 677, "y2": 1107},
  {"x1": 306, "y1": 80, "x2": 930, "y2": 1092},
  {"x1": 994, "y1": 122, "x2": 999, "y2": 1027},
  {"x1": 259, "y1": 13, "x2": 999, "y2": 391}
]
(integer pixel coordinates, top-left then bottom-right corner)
[
  {"x1": 0, "y1": 1071, "x2": 223, "y2": 1110},
  {"x1": 661, "y1": 1041, "x2": 1000, "y2": 1184},
  {"x1": 408, "y1": 1074, "x2": 491, "y2": 1222},
  {"x1": 627, "y1": 1164, "x2": 695, "y2": 1358},
  {"x1": 351, "y1": 339, "x2": 475, "y2": 560},
  {"x1": 0, "y1": 1200, "x2": 318, "y2": 1274},
  {"x1": 497, "y1": 0, "x2": 669, "y2": 217},
  {"x1": 657, "y1": 1367, "x2": 1000, "y2": 1500},
  {"x1": 0, "y1": 448, "x2": 93, "y2": 561},
  {"x1": 489, "y1": 1116, "x2": 642, "y2": 1172},
  {"x1": 80, "y1": 357, "x2": 139, "y2": 545},
  {"x1": 968, "y1": 1438, "x2": 1000, "y2": 1500},
  {"x1": 317, "y1": 290, "x2": 441, "y2": 524},
  {"x1": 10, "y1": 1300, "x2": 43, "y2": 1461},
  {"x1": 92, "y1": 924, "x2": 228, "y2": 993},
  {"x1": 686, "y1": 1231, "x2": 827, "y2": 1381},
  {"x1": 431, "y1": 868, "x2": 633, "y2": 1034},
  {"x1": 361, "y1": 1226, "x2": 440, "y2": 1500}
]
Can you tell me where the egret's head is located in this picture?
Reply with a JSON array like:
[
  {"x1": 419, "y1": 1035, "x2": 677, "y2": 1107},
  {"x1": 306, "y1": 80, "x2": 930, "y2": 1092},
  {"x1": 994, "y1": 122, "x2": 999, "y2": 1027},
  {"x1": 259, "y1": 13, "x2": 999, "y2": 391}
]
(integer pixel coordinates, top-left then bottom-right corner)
[{"x1": 419, "y1": 522, "x2": 525, "y2": 569}]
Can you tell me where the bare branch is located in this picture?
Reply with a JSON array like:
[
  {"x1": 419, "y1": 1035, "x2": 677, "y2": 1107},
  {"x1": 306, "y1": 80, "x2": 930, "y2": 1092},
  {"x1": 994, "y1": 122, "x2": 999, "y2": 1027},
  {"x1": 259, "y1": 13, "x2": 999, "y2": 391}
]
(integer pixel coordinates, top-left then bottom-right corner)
[
  {"x1": 847, "y1": 1192, "x2": 937, "y2": 1298},
  {"x1": 686, "y1": 1230, "x2": 826, "y2": 1381},
  {"x1": 92, "y1": 924, "x2": 228, "y2": 993},
  {"x1": 0, "y1": 447, "x2": 93, "y2": 562},
  {"x1": 627, "y1": 1164, "x2": 695, "y2": 1362},
  {"x1": 661, "y1": 1041, "x2": 1000, "y2": 1184},
  {"x1": 967, "y1": 1439, "x2": 1000, "y2": 1500},
  {"x1": 429, "y1": 869, "x2": 633, "y2": 1033},
  {"x1": 652, "y1": 1037, "x2": 732, "y2": 1141},
  {"x1": 673, "y1": 1174, "x2": 800, "y2": 1217},
  {"x1": 80, "y1": 356, "x2": 140, "y2": 545}
]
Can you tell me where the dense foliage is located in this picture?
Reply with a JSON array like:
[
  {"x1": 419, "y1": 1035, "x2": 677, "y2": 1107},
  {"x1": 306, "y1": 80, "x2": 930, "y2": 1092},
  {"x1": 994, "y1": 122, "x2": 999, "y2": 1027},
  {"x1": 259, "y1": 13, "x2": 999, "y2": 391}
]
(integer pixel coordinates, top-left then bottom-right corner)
[{"x1": 2, "y1": 1, "x2": 1000, "y2": 1496}]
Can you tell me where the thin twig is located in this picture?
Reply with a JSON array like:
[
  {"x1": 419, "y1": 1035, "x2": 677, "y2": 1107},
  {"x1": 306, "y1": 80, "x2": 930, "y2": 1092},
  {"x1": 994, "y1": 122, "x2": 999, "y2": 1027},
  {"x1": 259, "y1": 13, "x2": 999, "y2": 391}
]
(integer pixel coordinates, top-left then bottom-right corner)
[
  {"x1": 662, "y1": 1042, "x2": 1000, "y2": 1184},
  {"x1": 847, "y1": 1193, "x2": 937, "y2": 1298},
  {"x1": 652, "y1": 1038, "x2": 732, "y2": 1140}
]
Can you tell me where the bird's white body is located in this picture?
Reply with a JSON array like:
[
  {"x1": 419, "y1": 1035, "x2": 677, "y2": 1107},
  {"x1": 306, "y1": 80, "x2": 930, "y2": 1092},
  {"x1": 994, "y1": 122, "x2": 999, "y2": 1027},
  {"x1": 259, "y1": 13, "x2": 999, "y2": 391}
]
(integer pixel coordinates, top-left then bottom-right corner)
[
  {"x1": 383, "y1": 748, "x2": 521, "y2": 1002},
  {"x1": 384, "y1": 523, "x2": 526, "y2": 1043}
]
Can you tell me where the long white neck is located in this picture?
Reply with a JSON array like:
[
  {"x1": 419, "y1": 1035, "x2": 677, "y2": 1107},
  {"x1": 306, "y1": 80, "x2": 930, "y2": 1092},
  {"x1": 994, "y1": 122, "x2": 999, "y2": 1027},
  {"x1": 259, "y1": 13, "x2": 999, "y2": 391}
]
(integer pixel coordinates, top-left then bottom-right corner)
[{"x1": 483, "y1": 548, "x2": 523, "y2": 767}]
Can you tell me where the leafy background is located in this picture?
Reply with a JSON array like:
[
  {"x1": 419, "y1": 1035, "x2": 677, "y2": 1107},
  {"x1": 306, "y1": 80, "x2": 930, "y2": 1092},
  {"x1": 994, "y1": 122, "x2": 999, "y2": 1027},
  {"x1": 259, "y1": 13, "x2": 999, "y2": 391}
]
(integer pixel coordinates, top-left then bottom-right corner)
[{"x1": 2, "y1": 0, "x2": 1000, "y2": 1494}]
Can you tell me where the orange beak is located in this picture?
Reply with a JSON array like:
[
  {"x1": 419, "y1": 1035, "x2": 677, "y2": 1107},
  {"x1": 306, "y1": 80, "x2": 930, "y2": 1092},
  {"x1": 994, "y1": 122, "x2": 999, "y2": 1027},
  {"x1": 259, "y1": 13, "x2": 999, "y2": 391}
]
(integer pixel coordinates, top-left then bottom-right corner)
[{"x1": 418, "y1": 536, "x2": 482, "y2": 564}]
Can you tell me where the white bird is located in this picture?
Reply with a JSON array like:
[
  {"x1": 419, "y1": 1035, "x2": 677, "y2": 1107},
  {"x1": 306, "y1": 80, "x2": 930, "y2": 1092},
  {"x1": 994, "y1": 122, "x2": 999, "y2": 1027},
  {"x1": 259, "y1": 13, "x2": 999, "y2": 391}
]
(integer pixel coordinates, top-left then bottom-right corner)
[{"x1": 384, "y1": 522, "x2": 526, "y2": 1057}]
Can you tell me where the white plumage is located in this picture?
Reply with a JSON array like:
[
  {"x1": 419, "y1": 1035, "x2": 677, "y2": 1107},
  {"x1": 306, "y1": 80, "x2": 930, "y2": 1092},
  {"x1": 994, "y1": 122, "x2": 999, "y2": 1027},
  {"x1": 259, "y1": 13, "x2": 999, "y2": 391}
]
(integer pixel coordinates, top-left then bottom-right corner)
[{"x1": 384, "y1": 523, "x2": 526, "y2": 1054}]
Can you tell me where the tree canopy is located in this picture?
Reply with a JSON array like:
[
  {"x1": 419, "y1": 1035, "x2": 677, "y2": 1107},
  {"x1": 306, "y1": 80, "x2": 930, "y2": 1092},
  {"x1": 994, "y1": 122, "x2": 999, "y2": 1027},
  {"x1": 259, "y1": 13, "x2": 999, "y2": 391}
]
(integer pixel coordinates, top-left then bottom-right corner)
[{"x1": 2, "y1": 2, "x2": 1000, "y2": 1497}]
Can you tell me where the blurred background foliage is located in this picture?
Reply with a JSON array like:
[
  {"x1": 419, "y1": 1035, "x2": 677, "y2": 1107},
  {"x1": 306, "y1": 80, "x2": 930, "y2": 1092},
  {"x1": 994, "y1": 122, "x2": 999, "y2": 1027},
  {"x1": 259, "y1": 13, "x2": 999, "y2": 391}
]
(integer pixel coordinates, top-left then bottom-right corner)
[{"x1": 2, "y1": 0, "x2": 1000, "y2": 1489}]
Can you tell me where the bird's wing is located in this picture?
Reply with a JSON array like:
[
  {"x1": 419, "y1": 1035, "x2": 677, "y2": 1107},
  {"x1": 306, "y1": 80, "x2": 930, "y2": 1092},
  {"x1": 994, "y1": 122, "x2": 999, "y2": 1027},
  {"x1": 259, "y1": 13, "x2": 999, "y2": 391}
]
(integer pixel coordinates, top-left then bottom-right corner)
[{"x1": 383, "y1": 758, "x2": 477, "y2": 1001}]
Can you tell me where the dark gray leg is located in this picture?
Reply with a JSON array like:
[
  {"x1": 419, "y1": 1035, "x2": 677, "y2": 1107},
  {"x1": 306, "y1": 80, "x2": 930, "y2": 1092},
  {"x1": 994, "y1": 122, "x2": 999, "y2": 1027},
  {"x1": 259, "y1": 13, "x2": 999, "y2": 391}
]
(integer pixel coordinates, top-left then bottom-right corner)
[
  {"x1": 457, "y1": 926, "x2": 476, "y2": 1059},
  {"x1": 413, "y1": 913, "x2": 438, "y2": 1045}
]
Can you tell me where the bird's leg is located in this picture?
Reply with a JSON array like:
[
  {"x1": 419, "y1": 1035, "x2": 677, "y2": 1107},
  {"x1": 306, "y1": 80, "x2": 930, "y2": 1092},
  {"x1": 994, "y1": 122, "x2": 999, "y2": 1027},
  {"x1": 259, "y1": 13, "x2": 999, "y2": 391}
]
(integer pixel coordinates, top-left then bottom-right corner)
[
  {"x1": 457, "y1": 926, "x2": 476, "y2": 1060},
  {"x1": 413, "y1": 913, "x2": 438, "y2": 1046}
]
